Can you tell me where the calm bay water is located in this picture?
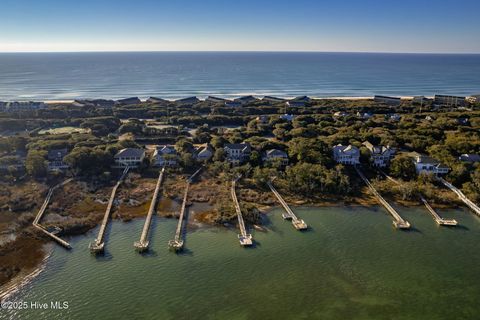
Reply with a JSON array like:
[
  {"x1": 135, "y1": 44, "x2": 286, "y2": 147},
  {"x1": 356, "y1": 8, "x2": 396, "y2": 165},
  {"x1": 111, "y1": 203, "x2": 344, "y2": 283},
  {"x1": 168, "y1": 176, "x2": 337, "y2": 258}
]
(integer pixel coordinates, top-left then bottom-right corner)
[
  {"x1": 0, "y1": 52, "x2": 479, "y2": 100},
  {"x1": 2, "y1": 206, "x2": 480, "y2": 320}
]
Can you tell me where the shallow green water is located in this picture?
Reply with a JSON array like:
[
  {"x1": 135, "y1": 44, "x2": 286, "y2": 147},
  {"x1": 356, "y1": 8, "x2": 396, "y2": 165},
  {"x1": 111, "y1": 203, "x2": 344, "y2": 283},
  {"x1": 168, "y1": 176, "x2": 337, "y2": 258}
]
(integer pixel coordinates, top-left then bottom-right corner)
[{"x1": 2, "y1": 205, "x2": 480, "y2": 320}]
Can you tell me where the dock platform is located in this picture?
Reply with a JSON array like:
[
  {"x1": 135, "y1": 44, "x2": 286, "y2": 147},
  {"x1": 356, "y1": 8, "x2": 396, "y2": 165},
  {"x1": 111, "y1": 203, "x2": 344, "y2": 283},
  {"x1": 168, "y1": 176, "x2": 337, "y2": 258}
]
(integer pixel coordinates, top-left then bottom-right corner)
[
  {"x1": 267, "y1": 181, "x2": 307, "y2": 230},
  {"x1": 355, "y1": 167, "x2": 411, "y2": 229},
  {"x1": 231, "y1": 177, "x2": 253, "y2": 246},
  {"x1": 134, "y1": 167, "x2": 166, "y2": 252},
  {"x1": 89, "y1": 167, "x2": 129, "y2": 253}
]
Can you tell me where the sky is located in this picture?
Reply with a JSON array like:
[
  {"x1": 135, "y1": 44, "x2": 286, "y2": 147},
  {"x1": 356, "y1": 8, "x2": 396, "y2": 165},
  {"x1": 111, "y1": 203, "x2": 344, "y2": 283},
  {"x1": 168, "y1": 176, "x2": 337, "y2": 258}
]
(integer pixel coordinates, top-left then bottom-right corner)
[{"x1": 0, "y1": 0, "x2": 479, "y2": 53}]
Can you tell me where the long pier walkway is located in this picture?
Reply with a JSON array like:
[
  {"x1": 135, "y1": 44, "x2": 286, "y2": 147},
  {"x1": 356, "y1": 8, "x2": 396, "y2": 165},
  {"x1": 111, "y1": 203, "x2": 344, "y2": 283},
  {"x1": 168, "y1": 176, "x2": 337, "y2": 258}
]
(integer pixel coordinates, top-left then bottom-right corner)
[
  {"x1": 267, "y1": 181, "x2": 307, "y2": 230},
  {"x1": 439, "y1": 178, "x2": 480, "y2": 217},
  {"x1": 355, "y1": 167, "x2": 411, "y2": 229},
  {"x1": 382, "y1": 172, "x2": 457, "y2": 226},
  {"x1": 134, "y1": 167, "x2": 166, "y2": 252},
  {"x1": 89, "y1": 166, "x2": 129, "y2": 253},
  {"x1": 168, "y1": 167, "x2": 203, "y2": 251},
  {"x1": 231, "y1": 177, "x2": 253, "y2": 246},
  {"x1": 33, "y1": 178, "x2": 73, "y2": 249}
]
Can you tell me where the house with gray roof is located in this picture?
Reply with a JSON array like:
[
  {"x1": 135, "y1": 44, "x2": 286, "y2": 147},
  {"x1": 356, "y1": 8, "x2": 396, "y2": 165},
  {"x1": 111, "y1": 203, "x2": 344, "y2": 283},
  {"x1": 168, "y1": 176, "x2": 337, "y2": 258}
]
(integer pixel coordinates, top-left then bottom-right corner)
[
  {"x1": 115, "y1": 97, "x2": 141, "y2": 105},
  {"x1": 459, "y1": 154, "x2": 480, "y2": 163},
  {"x1": 153, "y1": 145, "x2": 177, "y2": 167},
  {"x1": 224, "y1": 143, "x2": 251, "y2": 165},
  {"x1": 362, "y1": 142, "x2": 395, "y2": 167},
  {"x1": 114, "y1": 148, "x2": 145, "y2": 168},
  {"x1": 47, "y1": 148, "x2": 70, "y2": 171},
  {"x1": 263, "y1": 149, "x2": 288, "y2": 166},
  {"x1": 412, "y1": 154, "x2": 449, "y2": 176},
  {"x1": 194, "y1": 144, "x2": 214, "y2": 162},
  {"x1": 333, "y1": 144, "x2": 360, "y2": 165}
]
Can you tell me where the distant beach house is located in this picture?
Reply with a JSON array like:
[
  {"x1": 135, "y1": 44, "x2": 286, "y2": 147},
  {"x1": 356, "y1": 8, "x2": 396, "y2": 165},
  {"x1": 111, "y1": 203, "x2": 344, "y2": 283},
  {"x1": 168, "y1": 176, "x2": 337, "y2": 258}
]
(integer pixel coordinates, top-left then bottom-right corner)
[
  {"x1": 332, "y1": 144, "x2": 360, "y2": 165},
  {"x1": 333, "y1": 111, "x2": 348, "y2": 118},
  {"x1": 233, "y1": 96, "x2": 258, "y2": 106},
  {"x1": 115, "y1": 97, "x2": 141, "y2": 105},
  {"x1": 146, "y1": 97, "x2": 170, "y2": 104},
  {"x1": 74, "y1": 99, "x2": 115, "y2": 108},
  {"x1": 175, "y1": 96, "x2": 200, "y2": 105},
  {"x1": 4, "y1": 101, "x2": 46, "y2": 112},
  {"x1": 224, "y1": 143, "x2": 251, "y2": 165},
  {"x1": 457, "y1": 117, "x2": 469, "y2": 125},
  {"x1": 434, "y1": 95, "x2": 466, "y2": 107},
  {"x1": 262, "y1": 96, "x2": 285, "y2": 104},
  {"x1": 286, "y1": 96, "x2": 310, "y2": 108},
  {"x1": 386, "y1": 113, "x2": 401, "y2": 121},
  {"x1": 412, "y1": 96, "x2": 431, "y2": 104},
  {"x1": 153, "y1": 145, "x2": 177, "y2": 167},
  {"x1": 224, "y1": 101, "x2": 242, "y2": 108},
  {"x1": 263, "y1": 149, "x2": 288, "y2": 166},
  {"x1": 412, "y1": 154, "x2": 449, "y2": 176},
  {"x1": 280, "y1": 114, "x2": 295, "y2": 122},
  {"x1": 47, "y1": 148, "x2": 70, "y2": 171},
  {"x1": 459, "y1": 154, "x2": 480, "y2": 163},
  {"x1": 374, "y1": 95, "x2": 401, "y2": 106},
  {"x1": 114, "y1": 148, "x2": 145, "y2": 168},
  {"x1": 362, "y1": 142, "x2": 395, "y2": 167},
  {"x1": 425, "y1": 115, "x2": 434, "y2": 121},
  {"x1": 194, "y1": 144, "x2": 214, "y2": 162},
  {"x1": 205, "y1": 96, "x2": 227, "y2": 104}
]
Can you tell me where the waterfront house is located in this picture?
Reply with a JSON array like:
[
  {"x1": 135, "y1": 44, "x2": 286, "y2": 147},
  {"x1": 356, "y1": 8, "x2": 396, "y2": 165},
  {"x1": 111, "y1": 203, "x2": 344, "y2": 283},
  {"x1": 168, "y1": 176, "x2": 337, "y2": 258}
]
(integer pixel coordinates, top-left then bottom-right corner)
[
  {"x1": 374, "y1": 95, "x2": 401, "y2": 106},
  {"x1": 280, "y1": 114, "x2": 295, "y2": 122},
  {"x1": 114, "y1": 148, "x2": 145, "y2": 168},
  {"x1": 175, "y1": 96, "x2": 200, "y2": 105},
  {"x1": 459, "y1": 154, "x2": 480, "y2": 163},
  {"x1": 362, "y1": 142, "x2": 395, "y2": 167},
  {"x1": 153, "y1": 145, "x2": 178, "y2": 167},
  {"x1": 286, "y1": 96, "x2": 310, "y2": 108},
  {"x1": 332, "y1": 144, "x2": 360, "y2": 165},
  {"x1": 47, "y1": 148, "x2": 69, "y2": 171},
  {"x1": 115, "y1": 97, "x2": 141, "y2": 105},
  {"x1": 412, "y1": 154, "x2": 449, "y2": 176},
  {"x1": 233, "y1": 96, "x2": 258, "y2": 106},
  {"x1": 224, "y1": 143, "x2": 251, "y2": 165},
  {"x1": 434, "y1": 95, "x2": 466, "y2": 107},
  {"x1": 194, "y1": 144, "x2": 214, "y2": 162},
  {"x1": 263, "y1": 149, "x2": 288, "y2": 166}
]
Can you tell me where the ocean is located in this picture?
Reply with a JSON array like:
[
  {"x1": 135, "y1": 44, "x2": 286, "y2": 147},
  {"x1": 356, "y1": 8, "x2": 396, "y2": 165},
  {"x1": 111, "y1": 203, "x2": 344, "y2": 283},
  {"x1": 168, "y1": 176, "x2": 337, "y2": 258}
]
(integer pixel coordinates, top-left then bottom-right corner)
[{"x1": 0, "y1": 52, "x2": 479, "y2": 101}]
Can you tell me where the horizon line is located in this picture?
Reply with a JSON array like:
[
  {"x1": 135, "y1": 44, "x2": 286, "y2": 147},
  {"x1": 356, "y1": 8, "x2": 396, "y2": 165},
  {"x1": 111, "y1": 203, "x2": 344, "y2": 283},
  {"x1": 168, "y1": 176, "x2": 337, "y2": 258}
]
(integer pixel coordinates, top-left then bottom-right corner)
[{"x1": 1, "y1": 50, "x2": 480, "y2": 55}]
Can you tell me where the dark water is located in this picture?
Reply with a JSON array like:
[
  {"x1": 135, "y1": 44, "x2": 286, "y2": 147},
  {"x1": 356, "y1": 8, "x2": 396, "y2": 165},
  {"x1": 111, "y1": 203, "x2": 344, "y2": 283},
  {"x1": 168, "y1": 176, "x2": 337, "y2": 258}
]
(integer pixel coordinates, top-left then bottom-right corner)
[
  {"x1": 0, "y1": 52, "x2": 479, "y2": 100},
  {"x1": 2, "y1": 206, "x2": 480, "y2": 320}
]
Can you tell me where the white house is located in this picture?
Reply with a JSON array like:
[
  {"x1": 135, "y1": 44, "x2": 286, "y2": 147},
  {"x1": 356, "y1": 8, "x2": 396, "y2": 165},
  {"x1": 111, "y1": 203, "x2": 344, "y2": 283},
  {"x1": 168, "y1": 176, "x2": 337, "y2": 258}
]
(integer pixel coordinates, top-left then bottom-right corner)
[
  {"x1": 434, "y1": 95, "x2": 466, "y2": 107},
  {"x1": 356, "y1": 112, "x2": 373, "y2": 119},
  {"x1": 333, "y1": 111, "x2": 348, "y2": 118},
  {"x1": 194, "y1": 144, "x2": 214, "y2": 162},
  {"x1": 362, "y1": 142, "x2": 395, "y2": 167},
  {"x1": 47, "y1": 148, "x2": 69, "y2": 171},
  {"x1": 4, "y1": 101, "x2": 46, "y2": 112},
  {"x1": 386, "y1": 113, "x2": 401, "y2": 121},
  {"x1": 413, "y1": 155, "x2": 449, "y2": 176},
  {"x1": 153, "y1": 145, "x2": 178, "y2": 167},
  {"x1": 263, "y1": 149, "x2": 288, "y2": 166},
  {"x1": 332, "y1": 144, "x2": 360, "y2": 165},
  {"x1": 224, "y1": 143, "x2": 251, "y2": 165},
  {"x1": 114, "y1": 148, "x2": 145, "y2": 168}
]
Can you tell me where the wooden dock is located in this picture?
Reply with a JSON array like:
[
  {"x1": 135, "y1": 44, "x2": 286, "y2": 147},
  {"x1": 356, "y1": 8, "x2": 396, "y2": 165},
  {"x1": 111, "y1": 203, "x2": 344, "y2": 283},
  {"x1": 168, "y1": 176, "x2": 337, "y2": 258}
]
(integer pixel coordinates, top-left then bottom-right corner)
[
  {"x1": 168, "y1": 167, "x2": 203, "y2": 251},
  {"x1": 382, "y1": 172, "x2": 457, "y2": 226},
  {"x1": 89, "y1": 167, "x2": 129, "y2": 253},
  {"x1": 231, "y1": 177, "x2": 253, "y2": 246},
  {"x1": 355, "y1": 167, "x2": 411, "y2": 229},
  {"x1": 267, "y1": 181, "x2": 307, "y2": 230},
  {"x1": 134, "y1": 167, "x2": 166, "y2": 252},
  {"x1": 439, "y1": 178, "x2": 480, "y2": 217},
  {"x1": 32, "y1": 178, "x2": 73, "y2": 249}
]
